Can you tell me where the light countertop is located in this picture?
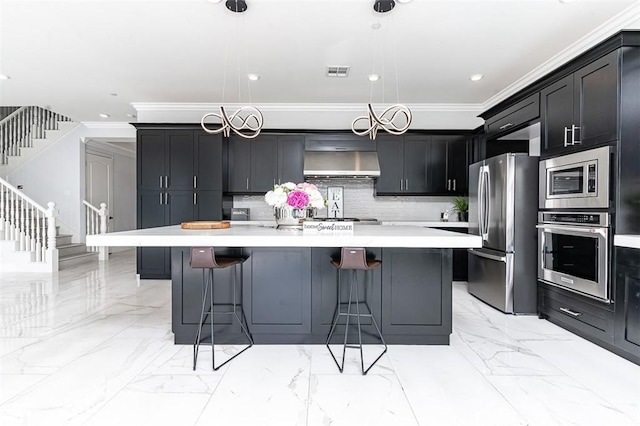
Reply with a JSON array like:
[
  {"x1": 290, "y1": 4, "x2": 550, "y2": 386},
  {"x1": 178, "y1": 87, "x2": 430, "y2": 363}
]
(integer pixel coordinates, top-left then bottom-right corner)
[
  {"x1": 87, "y1": 224, "x2": 482, "y2": 249},
  {"x1": 380, "y1": 221, "x2": 469, "y2": 228},
  {"x1": 614, "y1": 235, "x2": 640, "y2": 250}
]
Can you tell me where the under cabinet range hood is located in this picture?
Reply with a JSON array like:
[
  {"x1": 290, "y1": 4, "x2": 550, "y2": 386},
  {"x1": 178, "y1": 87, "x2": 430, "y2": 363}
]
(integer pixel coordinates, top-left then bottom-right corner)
[{"x1": 303, "y1": 151, "x2": 381, "y2": 178}]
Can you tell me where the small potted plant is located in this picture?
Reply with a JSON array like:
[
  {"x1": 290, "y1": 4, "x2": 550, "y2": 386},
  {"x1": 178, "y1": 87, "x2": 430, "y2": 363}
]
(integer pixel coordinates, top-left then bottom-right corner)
[{"x1": 452, "y1": 197, "x2": 469, "y2": 222}]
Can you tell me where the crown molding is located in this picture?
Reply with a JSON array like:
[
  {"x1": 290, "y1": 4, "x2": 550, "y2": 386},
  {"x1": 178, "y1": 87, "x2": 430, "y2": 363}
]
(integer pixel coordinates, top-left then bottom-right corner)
[
  {"x1": 131, "y1": 102, "x2": 485, "y2": 114},
  {"x1": 481, "y1": 1, "x2": 640, "y2": 111}
]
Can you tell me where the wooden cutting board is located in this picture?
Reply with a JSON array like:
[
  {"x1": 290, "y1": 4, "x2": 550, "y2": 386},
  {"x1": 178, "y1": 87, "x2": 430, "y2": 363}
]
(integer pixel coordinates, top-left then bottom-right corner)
[{"x1": 181, "y1": 221, "x2": 231, "y2": 229}]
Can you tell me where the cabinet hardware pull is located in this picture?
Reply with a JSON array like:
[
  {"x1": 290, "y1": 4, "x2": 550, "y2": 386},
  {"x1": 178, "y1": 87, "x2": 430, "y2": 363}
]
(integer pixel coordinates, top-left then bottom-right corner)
[
  {"x1": 159, "y1": 193, "x2": 163, "y2": 205},
  {"x1": 400, "y1": 179, "x2": 403, "y2": 191},
  {"x1": 563, "y1": 127, "x2": 571, "y2": 147},
  {"x1": 453, "y1": 179, "x2": 456, "y2": 191},
  {"x1": 165, "y1": 176, "x2": 168, "y2": 188},
  {"x1": 405, "y1": 179, "x2": 408, "y2": 191},
  {"x1": 193, "y1": 176, "x2": 197, "y2": 189},
  {"x1": 165, "y1": 193, "x2": 168, "y2": 204},
  {"x1": 559, "y1": 307, "x2": 581, "y2": 317},
  {"x1": 246, "y1": 178, "x2": 249, "y2": 190},
  {"x1": 499, "y1": 122, "x2": 514, "y2": 130},
  {"x1": 571, "y1": 125, "x2": 581, "y2": 145},
  {"x1": 447, "y1": 179, "x2": 451, "y2": 191},
  {"x1": 159, "y1": 176, "x2": 163, "y2": 189},
  {"x1": 273, "y1": 178, "x2": 276, "y2": 186},
  {"x1": 193, "y1": 193, "x2": 197, "y2": 205}
]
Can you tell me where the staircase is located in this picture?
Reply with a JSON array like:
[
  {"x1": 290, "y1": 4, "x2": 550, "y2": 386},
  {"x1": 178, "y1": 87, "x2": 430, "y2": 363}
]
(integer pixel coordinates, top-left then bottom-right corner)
[
  {"x1": 56, "y1": 230, "x2": 99, "y2": 270},
  {"x1": 0, "y1": 106, "x2": 77, "y2": 176},
  {"x1": 0, "y1": 107, "x2": 101, "y2": 272}
]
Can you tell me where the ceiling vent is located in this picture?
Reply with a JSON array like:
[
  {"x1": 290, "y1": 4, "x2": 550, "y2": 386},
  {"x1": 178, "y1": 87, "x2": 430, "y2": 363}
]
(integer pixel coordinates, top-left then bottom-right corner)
[{"x1": 326, "y1": 66, "x2": 350, "y2": 77}]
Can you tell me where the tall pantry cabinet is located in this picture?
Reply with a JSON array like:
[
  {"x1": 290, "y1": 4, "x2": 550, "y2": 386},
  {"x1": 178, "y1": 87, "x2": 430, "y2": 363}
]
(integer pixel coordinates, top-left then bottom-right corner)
[{"x1": 136, "y1": 126, "x2": 224, "y2": 279}]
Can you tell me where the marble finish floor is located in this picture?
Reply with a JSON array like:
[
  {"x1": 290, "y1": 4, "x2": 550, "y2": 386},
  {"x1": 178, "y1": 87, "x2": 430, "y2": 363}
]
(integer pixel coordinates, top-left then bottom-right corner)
[{"x1": 1, "y1": 249, "x2": 639, "y2": 425}]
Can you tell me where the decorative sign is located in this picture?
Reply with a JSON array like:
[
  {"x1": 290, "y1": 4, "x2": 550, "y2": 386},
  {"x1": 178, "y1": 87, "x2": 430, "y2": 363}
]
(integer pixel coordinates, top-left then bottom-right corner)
[
  {"x1": 327, "y1": 187, "x2": 344, "y2": 218},
  {"x1": 303, "y1": 221, "x2": 354, "y2": 234}
]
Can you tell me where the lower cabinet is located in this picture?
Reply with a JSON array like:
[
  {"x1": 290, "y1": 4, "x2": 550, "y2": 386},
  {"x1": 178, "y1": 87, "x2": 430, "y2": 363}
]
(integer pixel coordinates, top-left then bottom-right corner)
[
  {"x1": 538, "y1": 282, "x2": 615, "y2": 345},
  {"x1": 381, "y1": 248, "x2": 452, "y2": 341},
  {"x1": 441, "y1": 227, "x2": 469, "y2": 282},
  {"x1": 537, "y1": 248, "x2": 640, "y2": 366},
  {"x1": 614, "y1": 247, "x2": 640, "y2": 358},
  {"x1": 242, "y1": 247, "x2": 312, "y2": 335},
  {"x1": 172, "y1": 246, "x2": 454, "y2": 344}
]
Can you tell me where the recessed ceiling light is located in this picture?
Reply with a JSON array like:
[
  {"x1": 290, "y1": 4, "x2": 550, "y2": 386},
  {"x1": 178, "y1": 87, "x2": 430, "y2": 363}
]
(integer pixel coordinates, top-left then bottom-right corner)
[
  {"x1": 206, "y1": 0, "x2": 223, "y2": 4},
  {"x1": 559, "y1": 0, "x2": 575, "y2": 3},
  {"x1": 470, "y1": 74, "x2": 484, "y2": 81},
  {"x1": 368, "y1": 74, "x2": 380, "y2": 82},
  {"x1": 396, "y1": 0, "x2": 413, "y2": 3},
  {"x1": 99, "y1": 113, "x2": 110, "y2": 118},
  {"x1": 126, "y1": 113, "x2": 136, "y2": 118},
  {"x1": 247, "y1": 74, "x2": 260, "y2": 81},
  {"x1": 0, "y1": 74, "x2": 10, "y2": 80},
  {"x1": 371, "y1": 22, "x2": 382, "y2": 30},
  {"x1": 110, "y1": 93, "x2": 118, "y2": 97}
]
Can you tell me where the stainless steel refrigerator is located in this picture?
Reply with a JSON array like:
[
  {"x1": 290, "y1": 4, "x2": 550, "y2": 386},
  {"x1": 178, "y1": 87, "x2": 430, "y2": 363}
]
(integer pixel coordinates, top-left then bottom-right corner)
[{"x1": 468, "y1": 153, "x2": 538, "y2": 314}]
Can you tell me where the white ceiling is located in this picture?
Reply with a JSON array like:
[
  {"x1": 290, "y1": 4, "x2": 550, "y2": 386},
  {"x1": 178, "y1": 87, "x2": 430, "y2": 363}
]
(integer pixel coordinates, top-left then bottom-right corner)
[{"x1": 1, "y1": 0, "x2": 639, "y2": 130}]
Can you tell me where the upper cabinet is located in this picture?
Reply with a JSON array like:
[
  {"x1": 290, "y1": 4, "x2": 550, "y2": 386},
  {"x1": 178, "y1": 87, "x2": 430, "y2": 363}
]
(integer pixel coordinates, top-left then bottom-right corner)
[
  {"x1": 227, "y1": 134, "x2": 304, "y2": 193},
  {"x1": 485, "y1": 93, "x2": 540, "y2": 141},
  {"x1": 541, "y1": 50, "x2": 619, "y2": 157},
  {"x1": 376, "y1": 134, "x2": 468, "y2": 196},
  {"x1": 137, "y1": 129, "x2": 223, "y2": 191}
]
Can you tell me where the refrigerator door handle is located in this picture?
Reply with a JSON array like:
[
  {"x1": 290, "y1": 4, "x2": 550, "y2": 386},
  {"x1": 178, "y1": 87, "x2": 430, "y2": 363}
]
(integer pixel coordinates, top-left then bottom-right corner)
[
  {"x1": 483, "y1": 167, "x2": 490, "y2": 240},
  {"x1": 477, "y1": 167, "x2": 485, "y2": 236},
  {"x1": 468, "y1": 248, "x2": 506, "y2": 263}
]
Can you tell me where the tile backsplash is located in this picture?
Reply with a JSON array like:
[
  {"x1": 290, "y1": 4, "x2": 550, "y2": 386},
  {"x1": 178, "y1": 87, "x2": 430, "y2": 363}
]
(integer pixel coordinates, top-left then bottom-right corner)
[{"x1": 233, "y1": 178, "x2": 461, "y2": 221}]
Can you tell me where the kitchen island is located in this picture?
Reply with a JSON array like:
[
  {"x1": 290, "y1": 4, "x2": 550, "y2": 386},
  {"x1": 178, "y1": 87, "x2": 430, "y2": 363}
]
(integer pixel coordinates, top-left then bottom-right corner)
[{"x1": 87, "y1": 224, "x2": 481, "y2": 345}]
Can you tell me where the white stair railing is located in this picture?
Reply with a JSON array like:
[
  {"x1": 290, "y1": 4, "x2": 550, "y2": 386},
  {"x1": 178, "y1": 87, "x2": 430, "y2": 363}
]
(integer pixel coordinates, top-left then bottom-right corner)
[
  {"x1": 83, "y1": 200, "x2": 108, "y2": 261},
  {"x1": 0, "y1": 106, "x2": 72, "y2": 165},
  {"x1": 0, "y1": 176, "x2": 58, "y2": 267}
]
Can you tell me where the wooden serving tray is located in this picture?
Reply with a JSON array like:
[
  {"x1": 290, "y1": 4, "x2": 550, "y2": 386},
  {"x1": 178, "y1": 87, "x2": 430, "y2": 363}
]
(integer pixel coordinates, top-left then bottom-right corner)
[{"x1": 181, "y1": 221, "x2": 231, "y2": 229}]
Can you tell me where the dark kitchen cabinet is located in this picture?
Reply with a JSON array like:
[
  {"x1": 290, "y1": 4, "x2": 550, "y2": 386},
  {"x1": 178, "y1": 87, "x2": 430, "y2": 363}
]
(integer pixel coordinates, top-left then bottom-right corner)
[
  {"x1": 227, "y1": 134, "x2": 304, "y2": 193},
  {"x1": 541, "y1": 50, "x2": 618, "y2": 157},
  {"x1": 615, "y1": 247, "x2": 640, "y2": 359},
  {"x1": 427, "y1": 135, "x2": 468, "y2": 195},
  {"x1": 136, "y1": 127, "x2": 224, "y2": 279},
  {"x1": 376, "y1": 134, "x2": 468, "y2": 195},
  {"x1": 375, "y1": 134, "x2": 405, "y2": 193},
  {"x1": 381, "y1": 248, "x2": 452, "y2": 339},
  {"x1": 538, "y1": 282, "x2": 615, "y2": 345},
  {"x1": 485, "y1": 93, "x2": 540, "y2": 140},
  {"x1": 441, "y1": 227, "x2": 468, "y2": 282},
  {"x1": 243, "y1": 247, "x2": 312, "y2": 335}
]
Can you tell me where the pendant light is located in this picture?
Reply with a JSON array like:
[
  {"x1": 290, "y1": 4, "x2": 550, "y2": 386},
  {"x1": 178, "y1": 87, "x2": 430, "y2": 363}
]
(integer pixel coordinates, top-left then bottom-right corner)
[
  {"x1": 352, "y1": 0, "x2": 412, "y2": 140},
  {"x1": 201, "y1": 0, "x2": 264, "y2": 139}
]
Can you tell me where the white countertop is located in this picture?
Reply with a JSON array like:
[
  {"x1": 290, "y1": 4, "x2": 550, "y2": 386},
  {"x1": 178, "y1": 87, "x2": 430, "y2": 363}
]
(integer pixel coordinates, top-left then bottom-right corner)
[
  {"x1": 380, "y1": 221, "x2": 469, "y2": 228},
  {"x1": 87, "y1": 224, "x2": 482, "y2": 249},
  {"x1": 614, "y1": 235, "x2": 640, "y2": 249}
]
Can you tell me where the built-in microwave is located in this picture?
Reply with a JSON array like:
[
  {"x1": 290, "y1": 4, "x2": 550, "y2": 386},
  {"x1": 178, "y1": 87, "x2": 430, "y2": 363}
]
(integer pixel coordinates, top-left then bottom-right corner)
[{"x1": 539, "y1": 146, "x2": 611, "y2": 209}]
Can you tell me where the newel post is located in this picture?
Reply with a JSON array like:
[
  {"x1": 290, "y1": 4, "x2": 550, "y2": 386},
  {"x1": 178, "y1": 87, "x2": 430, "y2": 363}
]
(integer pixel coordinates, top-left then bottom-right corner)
[
  {"x1": 98, "y1": 202, "x2": 108, "y2": 261},
  {"x1": 46, "y1": 201, "x2": 59, "y2": 271}
]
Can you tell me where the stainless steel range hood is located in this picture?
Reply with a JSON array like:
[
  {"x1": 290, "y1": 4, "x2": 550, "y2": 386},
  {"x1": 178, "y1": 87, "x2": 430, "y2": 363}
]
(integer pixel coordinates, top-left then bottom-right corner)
[{"x1": 303, "y1": 151, "x2": 381, "y2": 178}]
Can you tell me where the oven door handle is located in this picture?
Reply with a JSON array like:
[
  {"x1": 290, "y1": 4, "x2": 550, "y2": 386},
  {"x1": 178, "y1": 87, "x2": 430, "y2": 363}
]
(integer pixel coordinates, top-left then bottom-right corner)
[{"x1": 535, "y1": 224, "x2": 608, "y2": 238}]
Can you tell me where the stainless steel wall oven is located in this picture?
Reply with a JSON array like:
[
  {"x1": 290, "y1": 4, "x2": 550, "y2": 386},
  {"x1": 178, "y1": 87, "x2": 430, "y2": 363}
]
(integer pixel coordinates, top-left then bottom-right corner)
[{"x1": 537, "y1": 212, "x2": 611, "y2": 302}]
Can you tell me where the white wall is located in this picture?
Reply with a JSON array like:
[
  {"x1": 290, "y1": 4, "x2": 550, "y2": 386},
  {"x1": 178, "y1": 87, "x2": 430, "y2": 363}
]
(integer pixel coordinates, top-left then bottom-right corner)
[
  {"x1": 85, "y1": 142, "x2": 136, "y2": 233},
  {"x1": 7, "y1": 124, "x2": 137, "y2": 244},
  {"x1": 8, "y1": 125, "x2": 86, "y2": 239}
]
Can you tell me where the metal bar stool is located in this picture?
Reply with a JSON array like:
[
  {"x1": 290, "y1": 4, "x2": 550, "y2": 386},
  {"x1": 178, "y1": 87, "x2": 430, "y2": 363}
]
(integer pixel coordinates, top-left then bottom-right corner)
[
  {"x1": 190, "y1": 247, "x2": 253, "y2": 371},
  {"x1": 326, "y1": 247, "x2": 387, "y2": 375}
]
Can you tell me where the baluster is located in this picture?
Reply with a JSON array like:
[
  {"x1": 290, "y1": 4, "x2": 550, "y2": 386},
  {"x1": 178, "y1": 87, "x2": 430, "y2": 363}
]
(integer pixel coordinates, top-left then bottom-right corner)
[
  {"x1": 47, "y1": 201, "x2": 56, "y2": 252},
  {"x1": 35, "y1": 209, "x2": 42, "y2": 262},
  {"x1": 30, "y1": 205, "x2": 35, "y2": 252},
  {"x1": 19, "y1": 196, "x2": 25, "y2": 250}
]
